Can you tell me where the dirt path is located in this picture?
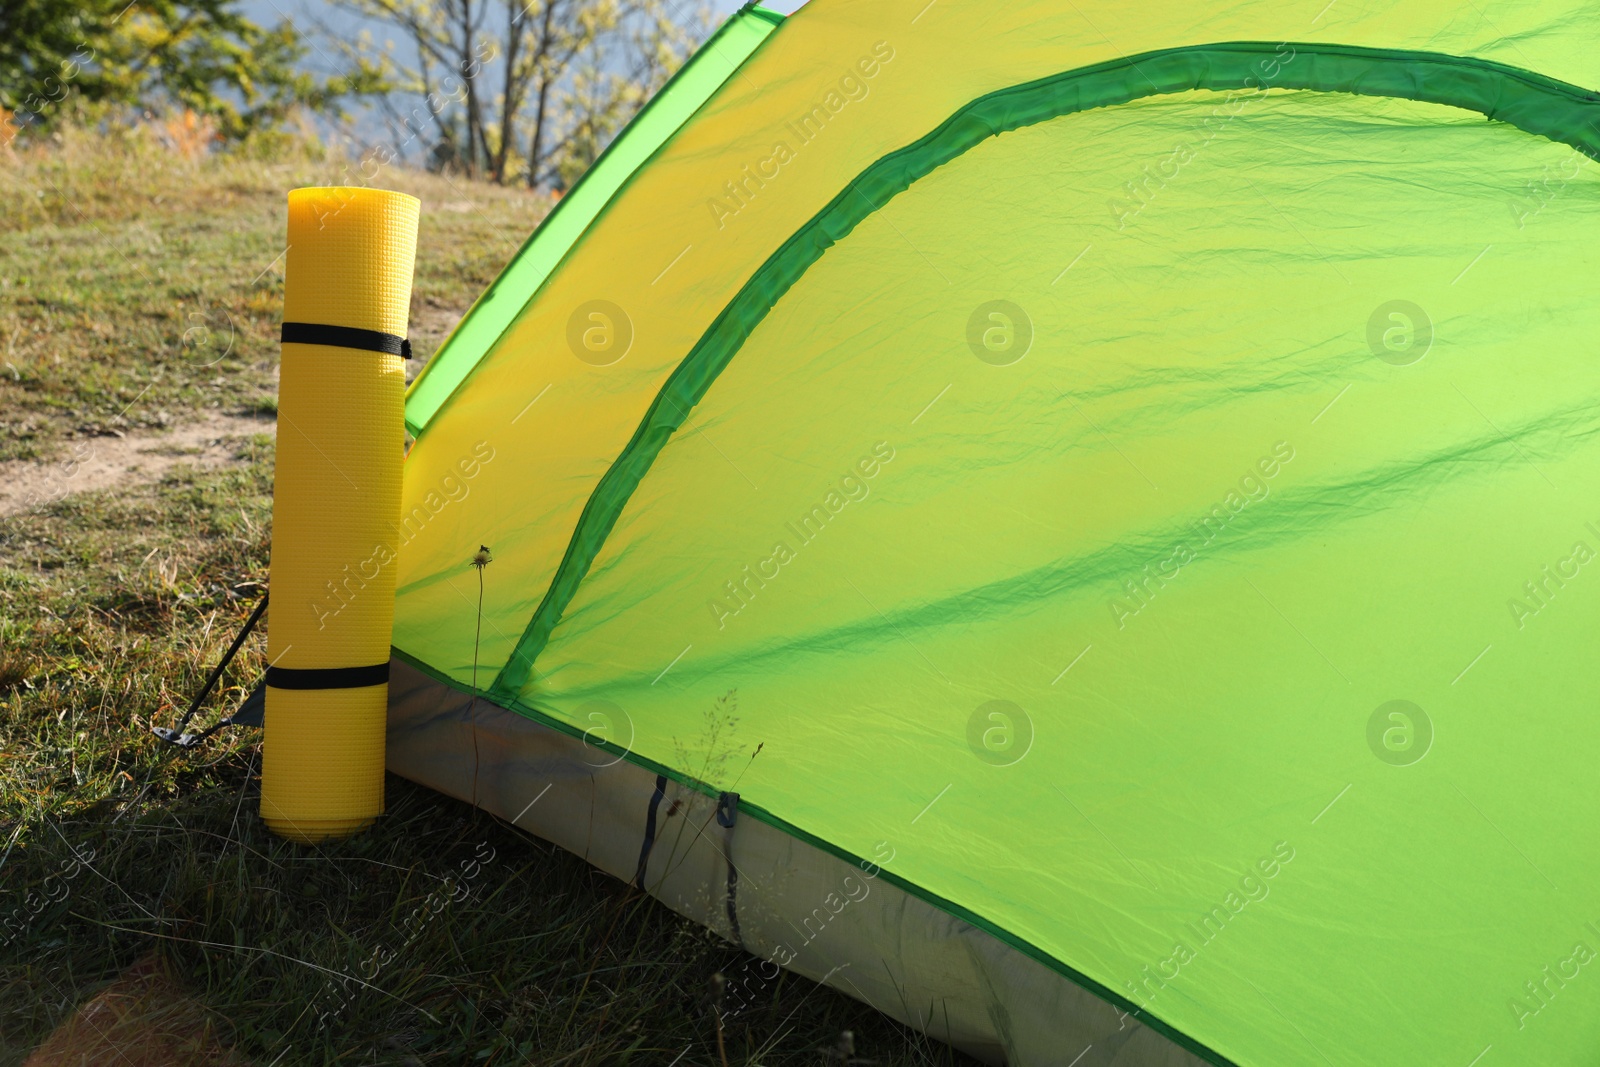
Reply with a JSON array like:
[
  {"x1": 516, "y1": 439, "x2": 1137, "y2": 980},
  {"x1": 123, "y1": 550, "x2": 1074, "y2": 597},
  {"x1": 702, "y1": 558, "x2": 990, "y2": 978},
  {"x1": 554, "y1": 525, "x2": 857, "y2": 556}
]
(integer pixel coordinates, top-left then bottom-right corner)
[{"x1": 0, "y1": 412, "x2": 276, "y2": 518}]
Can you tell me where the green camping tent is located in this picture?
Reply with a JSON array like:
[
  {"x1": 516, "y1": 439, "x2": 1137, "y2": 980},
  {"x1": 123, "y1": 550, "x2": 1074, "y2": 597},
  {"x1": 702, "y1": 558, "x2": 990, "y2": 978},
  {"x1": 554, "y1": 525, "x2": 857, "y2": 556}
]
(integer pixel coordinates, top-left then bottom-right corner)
[{"x1": 384, "y1": 1, "x2": 1600, "y2": 1061}]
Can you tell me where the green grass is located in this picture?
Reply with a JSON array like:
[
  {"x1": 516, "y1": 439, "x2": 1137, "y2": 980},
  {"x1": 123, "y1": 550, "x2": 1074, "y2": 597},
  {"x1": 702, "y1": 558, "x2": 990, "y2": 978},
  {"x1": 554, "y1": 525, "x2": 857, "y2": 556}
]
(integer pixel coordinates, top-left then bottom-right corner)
[
  {"x1": 0, "y1": 129, "x2": 973, "y2": 1066},
  {"x1": 0, "y1": 122, "x2": 539, "y2": 462}
]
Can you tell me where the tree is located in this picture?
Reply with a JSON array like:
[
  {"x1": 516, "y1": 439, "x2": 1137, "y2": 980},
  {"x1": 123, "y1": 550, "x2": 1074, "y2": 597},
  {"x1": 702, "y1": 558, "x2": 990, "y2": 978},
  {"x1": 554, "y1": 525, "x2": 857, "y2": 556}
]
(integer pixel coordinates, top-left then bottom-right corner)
[
  {"x1": 0, "y1": 0, "x2": 386, "y2": 142},
  {"x1": 331, "y1": 0, "x2": 709, "y2": 189}
]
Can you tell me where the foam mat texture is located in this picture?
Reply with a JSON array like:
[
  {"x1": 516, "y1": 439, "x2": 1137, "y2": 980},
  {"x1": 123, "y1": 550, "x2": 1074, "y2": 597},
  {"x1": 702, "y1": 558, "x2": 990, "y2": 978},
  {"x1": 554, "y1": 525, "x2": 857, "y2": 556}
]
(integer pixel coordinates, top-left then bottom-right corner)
[{"x1": 262, "y1": 186, "x2": 418, "y2": 842}]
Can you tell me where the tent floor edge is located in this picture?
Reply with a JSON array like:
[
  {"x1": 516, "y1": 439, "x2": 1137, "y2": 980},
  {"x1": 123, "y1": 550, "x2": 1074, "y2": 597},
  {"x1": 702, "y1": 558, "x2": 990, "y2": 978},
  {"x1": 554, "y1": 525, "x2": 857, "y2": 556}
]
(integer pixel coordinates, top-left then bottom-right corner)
[{"x1": 385, "y1": 658, "x2": 1217, "y2": 1067}]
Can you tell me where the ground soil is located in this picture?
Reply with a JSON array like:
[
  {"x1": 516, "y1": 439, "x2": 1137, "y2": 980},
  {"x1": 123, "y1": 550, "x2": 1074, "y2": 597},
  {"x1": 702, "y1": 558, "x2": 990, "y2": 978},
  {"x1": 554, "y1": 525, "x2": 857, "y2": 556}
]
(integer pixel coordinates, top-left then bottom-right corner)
[{"x1": 0, "y1": 414, "x2": 275, "y2": 519}]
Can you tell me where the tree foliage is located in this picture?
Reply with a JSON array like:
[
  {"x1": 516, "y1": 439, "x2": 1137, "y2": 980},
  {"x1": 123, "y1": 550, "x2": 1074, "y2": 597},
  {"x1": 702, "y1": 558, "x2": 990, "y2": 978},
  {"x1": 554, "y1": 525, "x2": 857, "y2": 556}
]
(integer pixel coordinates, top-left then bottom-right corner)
[
  {"x1": 0, "y1": 0, "x2": 386, "y2": 142},
  {"x1": 334, "y1": 0, "x2": 711, "y2": 189}
]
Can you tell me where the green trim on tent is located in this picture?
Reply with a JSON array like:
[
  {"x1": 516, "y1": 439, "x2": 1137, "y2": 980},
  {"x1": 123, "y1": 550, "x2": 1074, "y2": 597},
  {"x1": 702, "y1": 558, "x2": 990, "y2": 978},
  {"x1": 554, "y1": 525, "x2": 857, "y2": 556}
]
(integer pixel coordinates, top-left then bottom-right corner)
[
  {"x1": 401, "y1": 4, "x2": 786, "y2": 438},
  {"x1": 739, "y1": 2, "x2": 784, "y2": 27},
  {"x1": 391, "y1": 645, "x2": 1240, "y2": 1066},
  {"x1": 488, "y1": 41, "x2": 1600, "y2": 698}
]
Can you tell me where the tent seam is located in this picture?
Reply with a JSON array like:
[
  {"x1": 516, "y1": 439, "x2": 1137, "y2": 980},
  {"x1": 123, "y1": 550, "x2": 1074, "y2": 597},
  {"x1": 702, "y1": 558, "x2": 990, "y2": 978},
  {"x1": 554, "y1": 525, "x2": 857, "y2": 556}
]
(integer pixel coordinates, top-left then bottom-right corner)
[
  {"x1": 487, "y1": 40, "x2": 1600, "y2": 699},
  {"x1": 391, "y1": 645, "x2": 1241, "y2": 1066}
]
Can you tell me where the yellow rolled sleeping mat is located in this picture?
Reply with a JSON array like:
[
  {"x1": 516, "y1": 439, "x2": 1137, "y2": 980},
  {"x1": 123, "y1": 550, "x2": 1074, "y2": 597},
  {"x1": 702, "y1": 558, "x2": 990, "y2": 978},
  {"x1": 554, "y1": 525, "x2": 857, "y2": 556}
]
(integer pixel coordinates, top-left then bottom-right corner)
[{"x1": 261, "y1": 187, "x2": 419, "y2": 843}]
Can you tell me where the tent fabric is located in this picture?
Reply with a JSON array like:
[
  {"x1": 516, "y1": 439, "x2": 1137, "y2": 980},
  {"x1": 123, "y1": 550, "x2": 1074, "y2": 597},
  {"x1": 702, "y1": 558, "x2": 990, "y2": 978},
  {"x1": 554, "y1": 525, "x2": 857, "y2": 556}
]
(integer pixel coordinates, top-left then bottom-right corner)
[
  {"x1": 391, "y1": 2, "x2": 1600, "y2": 1062},
  {"x1": 387, "y1": 659, "x2": 1210, "y2": 1066},
  {"x1": 401, "y1": 4, "x2": 783, "y2": 437}
]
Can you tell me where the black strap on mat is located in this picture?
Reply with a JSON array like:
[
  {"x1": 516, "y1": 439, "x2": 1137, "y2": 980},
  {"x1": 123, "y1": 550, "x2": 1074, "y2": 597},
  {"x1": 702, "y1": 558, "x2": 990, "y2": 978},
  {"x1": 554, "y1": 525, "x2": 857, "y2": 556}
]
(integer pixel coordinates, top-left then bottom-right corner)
[
  {"x1": 265, "y1": 663, "x2": 389, "y2": 690},
  {"x1": 281, "y1": 321, "x2": 411, "y2": 360}
]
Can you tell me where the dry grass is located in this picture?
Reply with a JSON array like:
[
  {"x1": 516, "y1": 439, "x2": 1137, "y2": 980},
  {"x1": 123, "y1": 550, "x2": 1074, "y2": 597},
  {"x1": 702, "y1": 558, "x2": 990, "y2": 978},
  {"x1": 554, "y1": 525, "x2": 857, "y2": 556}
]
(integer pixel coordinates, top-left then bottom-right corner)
[
  {"x1": 0, "y1": 120, "x2": 545, "y2": 462},
  {"x1": 21, "y1": 954, "x2": 245, "y2": 1067},
  {"x1": 0, "y1": 127, "x2": 974, "y2": 1067}
]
